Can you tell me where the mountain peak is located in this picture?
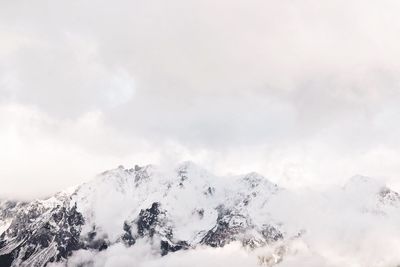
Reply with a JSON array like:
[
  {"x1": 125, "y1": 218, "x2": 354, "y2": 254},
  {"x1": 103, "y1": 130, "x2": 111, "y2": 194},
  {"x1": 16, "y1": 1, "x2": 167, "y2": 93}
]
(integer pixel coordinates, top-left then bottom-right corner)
[{"x1": 1, "y1": 165, "x2": 400, "y2": 267}]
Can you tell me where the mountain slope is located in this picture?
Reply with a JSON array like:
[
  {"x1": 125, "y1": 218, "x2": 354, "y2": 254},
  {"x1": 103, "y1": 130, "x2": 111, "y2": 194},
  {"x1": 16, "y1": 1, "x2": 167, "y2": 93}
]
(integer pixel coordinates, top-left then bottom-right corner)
[{"x1": 1, "y1": 162, "x2": 399, "y2": 267}]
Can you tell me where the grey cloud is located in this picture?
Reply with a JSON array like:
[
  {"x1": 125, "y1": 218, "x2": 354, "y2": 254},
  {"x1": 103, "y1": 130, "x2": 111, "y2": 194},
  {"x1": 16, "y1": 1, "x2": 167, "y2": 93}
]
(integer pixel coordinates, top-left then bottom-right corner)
[{"x1": 1, "y1": 0, "x2": 400, "y2": 196}]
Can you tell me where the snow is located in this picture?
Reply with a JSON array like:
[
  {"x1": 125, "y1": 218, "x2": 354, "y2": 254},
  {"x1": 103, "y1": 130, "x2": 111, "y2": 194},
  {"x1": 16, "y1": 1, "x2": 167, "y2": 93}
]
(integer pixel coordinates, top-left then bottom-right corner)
[
  {"x1": 62, "y1": 162, "x2": 400, "y2": 247},
  {"x1": 0, "y1": 219, "x2": 12, "y2": 235},
  {"x1": 68, "y1": 161, "x2": 281, "y2": 244},
  {"x1": 4, "y1": 161, "x2": 400, "y2": 267}
]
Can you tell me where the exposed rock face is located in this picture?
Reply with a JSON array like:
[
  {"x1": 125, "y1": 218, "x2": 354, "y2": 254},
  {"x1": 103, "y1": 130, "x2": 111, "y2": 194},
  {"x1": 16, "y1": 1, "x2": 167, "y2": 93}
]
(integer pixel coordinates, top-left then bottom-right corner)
[
  {"x1": 1, "y1": 163, "x2": 399, "y2": 267},
  {"x1": 123, "y1": 202, "x2": 189, "y2": 256},
  {"x1": 200, "y1": 205, "x2": 283, "y2": 248},
  {"x1": 0, "y1": 197, "x2": 84, "y2": 267},
  {"x1": 136, "y1": 202, "x2": 162, "y2": 238},
  {"x1": 379, "y1": 187, "x2": 400, "y2": 206},
  {"x1": 201, "y1": 206, "x2": 253, "y2": 247}
]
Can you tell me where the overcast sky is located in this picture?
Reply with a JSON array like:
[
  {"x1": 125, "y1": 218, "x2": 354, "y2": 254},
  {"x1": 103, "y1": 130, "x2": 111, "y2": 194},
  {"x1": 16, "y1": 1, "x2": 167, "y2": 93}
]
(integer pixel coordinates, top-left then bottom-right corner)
[{"x1": 1, "y1": 0, "x2": 400, "y2": 198}]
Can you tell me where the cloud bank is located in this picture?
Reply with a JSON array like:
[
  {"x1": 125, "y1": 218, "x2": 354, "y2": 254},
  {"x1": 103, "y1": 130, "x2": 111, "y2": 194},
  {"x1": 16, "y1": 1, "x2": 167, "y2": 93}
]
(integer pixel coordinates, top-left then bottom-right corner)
[{"x1": 1, "y1": 0, "x2": 400, "y2": 197}]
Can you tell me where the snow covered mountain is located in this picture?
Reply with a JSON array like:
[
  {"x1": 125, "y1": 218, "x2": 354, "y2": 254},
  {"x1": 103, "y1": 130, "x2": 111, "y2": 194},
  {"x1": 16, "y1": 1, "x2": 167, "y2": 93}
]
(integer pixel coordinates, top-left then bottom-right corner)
[{"x1": 1, "y1": 162, "x2": 400, "y2": 267}]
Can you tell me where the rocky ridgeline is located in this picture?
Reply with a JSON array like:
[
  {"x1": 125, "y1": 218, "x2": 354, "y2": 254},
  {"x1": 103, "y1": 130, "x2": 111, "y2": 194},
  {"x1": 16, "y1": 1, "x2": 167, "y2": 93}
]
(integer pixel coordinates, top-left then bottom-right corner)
[{"x1": 1, "y1": 163, "x2": 398, "y2": 267}]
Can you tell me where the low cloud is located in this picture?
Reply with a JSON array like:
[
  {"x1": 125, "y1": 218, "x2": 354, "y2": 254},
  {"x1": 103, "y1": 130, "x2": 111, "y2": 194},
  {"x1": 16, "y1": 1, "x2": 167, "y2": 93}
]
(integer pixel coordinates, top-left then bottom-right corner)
[
  {"x1": 48, "y1": 183, "x2": 400, "y2": 267},
  {"x1": 48, "y1": 241, "x2": 329, "y2": 267}
]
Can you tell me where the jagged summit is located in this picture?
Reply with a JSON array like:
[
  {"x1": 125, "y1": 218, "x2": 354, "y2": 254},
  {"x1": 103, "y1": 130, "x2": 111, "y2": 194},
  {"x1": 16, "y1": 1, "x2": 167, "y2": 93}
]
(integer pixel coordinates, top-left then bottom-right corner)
[{"x1": 1, "y1": 163, "x2": 399, "y2": 267}]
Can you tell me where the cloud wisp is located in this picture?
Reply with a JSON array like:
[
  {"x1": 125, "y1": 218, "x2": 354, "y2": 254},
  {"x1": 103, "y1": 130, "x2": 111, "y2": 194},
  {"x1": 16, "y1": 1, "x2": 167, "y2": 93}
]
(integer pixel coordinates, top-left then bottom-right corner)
[{"x1": 47, "y1": 176, "x2": 400, "y2": 267}]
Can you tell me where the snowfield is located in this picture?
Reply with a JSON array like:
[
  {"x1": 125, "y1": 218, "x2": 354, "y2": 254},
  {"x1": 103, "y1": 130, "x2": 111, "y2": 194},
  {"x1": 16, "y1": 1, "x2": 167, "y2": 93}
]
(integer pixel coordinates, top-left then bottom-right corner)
[{"x1": 1, "y1": 162, "x2": 400, "y2": 267}]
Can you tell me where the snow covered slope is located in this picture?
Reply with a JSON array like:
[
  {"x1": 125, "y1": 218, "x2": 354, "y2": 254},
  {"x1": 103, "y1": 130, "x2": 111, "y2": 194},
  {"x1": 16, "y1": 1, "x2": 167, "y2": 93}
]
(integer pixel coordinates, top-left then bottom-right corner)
[{"x1": 1, "y1": 162, "x2": 399, "y2": 267}]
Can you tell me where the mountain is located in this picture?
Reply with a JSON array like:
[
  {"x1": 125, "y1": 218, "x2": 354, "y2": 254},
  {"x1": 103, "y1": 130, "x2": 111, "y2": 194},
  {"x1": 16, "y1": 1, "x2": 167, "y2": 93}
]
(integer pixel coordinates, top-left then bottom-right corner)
[{"x1": 1, "y1": 162, "x2": 399, "y2": 267}]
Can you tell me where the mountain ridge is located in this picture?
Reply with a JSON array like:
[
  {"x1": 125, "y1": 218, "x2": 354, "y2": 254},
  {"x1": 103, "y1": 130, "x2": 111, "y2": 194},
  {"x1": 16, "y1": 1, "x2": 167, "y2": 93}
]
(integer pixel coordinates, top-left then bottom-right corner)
[{"x1": 1, "y1": 162, "x2": 399, "y2": 267}]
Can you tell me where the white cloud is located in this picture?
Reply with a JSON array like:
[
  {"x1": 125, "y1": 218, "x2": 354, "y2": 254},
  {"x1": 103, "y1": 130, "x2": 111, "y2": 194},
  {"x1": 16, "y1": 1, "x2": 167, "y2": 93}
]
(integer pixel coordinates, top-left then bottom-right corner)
[
  {"x1": 47, "y1": 184, "x2": 400, "y2": 267},
  {"x1": 1, "y1": 0, "x2": 400, "y2": 197}
]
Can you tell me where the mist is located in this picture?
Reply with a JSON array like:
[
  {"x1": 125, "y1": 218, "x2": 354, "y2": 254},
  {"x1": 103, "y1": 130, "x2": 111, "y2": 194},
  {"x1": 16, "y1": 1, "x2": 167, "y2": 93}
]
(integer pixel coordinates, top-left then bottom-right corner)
[{"x1": 47, "y1": 177, "x2": 400, "y2": 267}]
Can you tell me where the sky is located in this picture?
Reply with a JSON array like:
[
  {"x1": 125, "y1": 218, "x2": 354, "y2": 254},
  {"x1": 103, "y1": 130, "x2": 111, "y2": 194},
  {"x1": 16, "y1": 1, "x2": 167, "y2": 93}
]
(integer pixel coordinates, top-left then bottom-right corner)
[{"x1": 1, "y1": 0, "x2": 400, "y2": 198}]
